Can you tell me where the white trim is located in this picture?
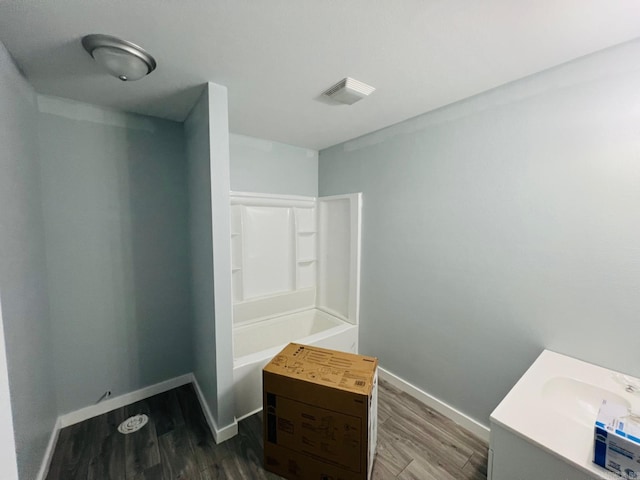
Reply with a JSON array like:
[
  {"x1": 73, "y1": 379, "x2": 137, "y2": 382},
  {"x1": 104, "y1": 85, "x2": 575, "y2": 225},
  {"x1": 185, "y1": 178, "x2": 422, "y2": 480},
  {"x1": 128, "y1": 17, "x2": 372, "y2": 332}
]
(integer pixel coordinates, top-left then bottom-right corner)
[
  {"x1": 39, "y1": 372, "x2": 241, "y2": 479},
  {"x1": 378, "y1": 367, "x2": 490, "y2": 441},
  {"x1": 36, "y1": 418, "x2": 61, "y2": 480},
  {"x1": 235, "y1": 406, "x2": 262, "y2": 423},
  {"x1": 230, "y1": 191, "x2": 316, "y2": 208},
  {"x1": 0, "y1": 296, "x2": 18, "y2": 480},
  {"x1": 59, "y1": 373, "x2": 193, "y2": 428},
  {"x1": 191, "y1": 375, "x2": 238, "y2": 443}
]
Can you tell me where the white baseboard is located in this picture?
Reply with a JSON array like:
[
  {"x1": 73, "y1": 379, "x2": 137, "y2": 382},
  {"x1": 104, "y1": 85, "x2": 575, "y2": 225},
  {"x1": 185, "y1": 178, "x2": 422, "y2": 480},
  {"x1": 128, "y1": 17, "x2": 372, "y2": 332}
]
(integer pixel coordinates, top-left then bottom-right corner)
[
  {"x1": 235, "y1": 406, "x2": 262, "y2": 423},
  {"x1": 190, "y1": 375, "x2": 238, "y2": 443},
  {"x1": 38, "y1": 372, "x2": 240, "y2": 480},
  {"x1": 378, "y1": 367, "x2": 490, "y2": 442},
  {"x1": 36, "y1": 417, "x2": 61, "y2": 480},
  {"x1": 40, "y1": 373, "x2": 192, "y2": 480},
  {"x1": 59, "y1": 373, "x2": 194, "y2": 428}
]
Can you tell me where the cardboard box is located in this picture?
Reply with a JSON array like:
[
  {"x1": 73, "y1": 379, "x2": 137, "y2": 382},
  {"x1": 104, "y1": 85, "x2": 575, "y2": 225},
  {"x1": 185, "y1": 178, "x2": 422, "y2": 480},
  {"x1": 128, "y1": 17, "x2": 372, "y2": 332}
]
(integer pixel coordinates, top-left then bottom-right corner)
[
  {"x1": 263, "y1": 343, "x2": 378, "y2": 480},
  {"x1": 594, "y1": 399, "x2": 640, "y2": 479}
]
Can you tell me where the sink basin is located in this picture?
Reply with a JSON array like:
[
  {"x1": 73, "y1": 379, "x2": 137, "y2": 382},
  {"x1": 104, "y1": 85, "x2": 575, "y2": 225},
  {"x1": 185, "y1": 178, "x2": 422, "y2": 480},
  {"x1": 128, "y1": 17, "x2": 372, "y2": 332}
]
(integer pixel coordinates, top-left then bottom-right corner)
[
  {"x1": 491, "y1": 350, "x2": 640, "y2": 480},
  {"x1": 542, "y1": 376, "x2": 631, "y2": 428}
]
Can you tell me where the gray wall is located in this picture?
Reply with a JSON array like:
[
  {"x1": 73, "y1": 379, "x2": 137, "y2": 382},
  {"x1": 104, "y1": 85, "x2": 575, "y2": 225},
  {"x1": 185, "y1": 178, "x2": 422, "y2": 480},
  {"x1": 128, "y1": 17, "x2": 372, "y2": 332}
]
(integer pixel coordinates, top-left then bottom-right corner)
[
  {"x1": 37, "y1": 95, "x2": 193, "y2": 414},
  {"x1": 207, "y1": 84, "x2": 235, "y2": 431},
  {"x1": 230, "y1": 133, "x2": 318, "y2": 196},
  {"x1": 186, "y1": 84, "x2": 236, "y2": 435},
  {"x1": 185, "y1": 87, "x2": 219, "y2": 425},
  {"x1": 319, "y1": 39, "x2": 640, "y2": 426},
  {"x1": 0, "y1": 43, "x2": 57, "y2": 479}
]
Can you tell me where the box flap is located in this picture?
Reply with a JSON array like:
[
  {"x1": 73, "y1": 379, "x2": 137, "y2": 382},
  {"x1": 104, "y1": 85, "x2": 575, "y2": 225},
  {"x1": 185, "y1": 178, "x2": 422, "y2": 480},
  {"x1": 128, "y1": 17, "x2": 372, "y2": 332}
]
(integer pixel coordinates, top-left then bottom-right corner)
[{"x1": 264, "y1": 343, "x2": 378, "y2": 395}]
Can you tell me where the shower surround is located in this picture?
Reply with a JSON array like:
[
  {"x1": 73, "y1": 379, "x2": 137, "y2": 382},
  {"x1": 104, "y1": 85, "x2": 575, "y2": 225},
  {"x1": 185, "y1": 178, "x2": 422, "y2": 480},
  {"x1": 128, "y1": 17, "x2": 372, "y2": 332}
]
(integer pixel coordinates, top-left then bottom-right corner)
[{"x1": 229, "y1": 191, "x2": 362, "y2": 419}]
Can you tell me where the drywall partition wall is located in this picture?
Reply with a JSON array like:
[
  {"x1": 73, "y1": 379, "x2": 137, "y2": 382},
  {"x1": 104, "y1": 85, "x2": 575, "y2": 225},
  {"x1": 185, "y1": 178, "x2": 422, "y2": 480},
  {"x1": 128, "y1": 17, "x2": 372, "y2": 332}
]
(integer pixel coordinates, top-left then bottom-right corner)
[
  {"x1": 37, "y1": 95, "x2": 193, "y2": 415},
  {"x1": 186, "y1": 83, "x2": 236, "y2": 439},
  {"x1": 229, "y1": 133, "x2": 318, "y2": 196},
  {"x1": 186, "y1": 87, "x2": 219, "y2": 430},
  {"x1": 319, "y1": 38, "x2": 640, "y2": 427},
  {"x1": 208, "y1": 83, "x2": 235, "y2": 436},
  {"x1": 0, "y1": 43, "x2": 57, "y2": 480}
]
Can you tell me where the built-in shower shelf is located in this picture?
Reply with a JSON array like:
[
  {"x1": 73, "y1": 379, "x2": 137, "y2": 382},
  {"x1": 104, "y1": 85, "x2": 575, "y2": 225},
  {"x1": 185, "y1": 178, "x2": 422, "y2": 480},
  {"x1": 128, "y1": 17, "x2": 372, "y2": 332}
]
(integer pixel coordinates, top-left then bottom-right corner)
[
  {"x1": 297, "y1": 259, "x2": 316, "y2": 264},
  {"x1": 229, "y1": 191, "x2": 360, "y2": 326}
]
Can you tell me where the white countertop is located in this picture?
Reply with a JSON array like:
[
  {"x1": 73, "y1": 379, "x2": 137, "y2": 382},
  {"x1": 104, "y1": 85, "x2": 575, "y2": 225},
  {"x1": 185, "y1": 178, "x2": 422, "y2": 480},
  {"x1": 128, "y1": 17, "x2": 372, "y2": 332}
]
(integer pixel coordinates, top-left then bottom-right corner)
[{"x1": 490, "y1": 350, "x2": 640, "y2": 479}]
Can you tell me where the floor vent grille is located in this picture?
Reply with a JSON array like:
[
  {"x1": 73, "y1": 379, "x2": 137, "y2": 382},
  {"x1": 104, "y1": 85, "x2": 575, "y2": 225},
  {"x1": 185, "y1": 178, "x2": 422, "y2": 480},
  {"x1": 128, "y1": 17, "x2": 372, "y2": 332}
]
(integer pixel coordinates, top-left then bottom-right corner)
[{"x1": 117, "y1": 414, "x2": 149, "y2": 434}]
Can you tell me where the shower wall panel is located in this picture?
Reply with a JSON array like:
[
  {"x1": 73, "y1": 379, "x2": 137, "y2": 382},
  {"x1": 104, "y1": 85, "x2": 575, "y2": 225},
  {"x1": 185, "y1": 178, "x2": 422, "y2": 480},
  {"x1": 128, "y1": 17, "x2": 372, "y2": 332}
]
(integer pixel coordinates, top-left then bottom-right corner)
[{"x1": 243, "y1": 206, "x2": 293, "y2": 300}]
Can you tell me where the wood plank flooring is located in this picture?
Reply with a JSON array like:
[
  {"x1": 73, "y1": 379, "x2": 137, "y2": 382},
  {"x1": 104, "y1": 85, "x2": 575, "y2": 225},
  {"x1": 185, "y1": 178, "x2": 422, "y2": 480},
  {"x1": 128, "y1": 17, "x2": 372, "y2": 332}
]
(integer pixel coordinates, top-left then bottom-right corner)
[{"x1": 46, "y1": 380, "x2": 488, "y2": 479}]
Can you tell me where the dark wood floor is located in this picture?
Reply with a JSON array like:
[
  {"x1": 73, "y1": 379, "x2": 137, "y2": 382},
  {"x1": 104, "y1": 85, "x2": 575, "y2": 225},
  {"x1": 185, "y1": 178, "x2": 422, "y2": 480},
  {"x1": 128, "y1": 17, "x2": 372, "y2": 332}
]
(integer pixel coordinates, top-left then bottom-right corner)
[{"x1": 46, "y1": 380, "x2": 488, "y2": 480}]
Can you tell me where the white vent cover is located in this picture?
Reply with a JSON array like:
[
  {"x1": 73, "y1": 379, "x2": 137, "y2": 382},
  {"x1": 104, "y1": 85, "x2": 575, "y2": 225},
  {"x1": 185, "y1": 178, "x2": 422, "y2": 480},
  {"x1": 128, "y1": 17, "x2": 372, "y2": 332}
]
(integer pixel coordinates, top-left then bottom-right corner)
[
  {"x1": 322, "y1": 77, "x2": 375, "y2": 105},
  {"x1": 117, "y1": 414, "x2": 149, "y2": 434}
]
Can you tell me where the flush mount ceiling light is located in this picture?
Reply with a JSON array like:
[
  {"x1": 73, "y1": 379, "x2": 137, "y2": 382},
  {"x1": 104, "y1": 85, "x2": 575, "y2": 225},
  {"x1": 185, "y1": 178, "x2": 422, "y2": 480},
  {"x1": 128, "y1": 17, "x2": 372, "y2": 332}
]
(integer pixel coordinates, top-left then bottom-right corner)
[
  {"x1": 82, "y1": 34, "x2": 157, "y2": 82},
  {"x1": 322, "y1": 77, "x2": 375, "y2": 105}
]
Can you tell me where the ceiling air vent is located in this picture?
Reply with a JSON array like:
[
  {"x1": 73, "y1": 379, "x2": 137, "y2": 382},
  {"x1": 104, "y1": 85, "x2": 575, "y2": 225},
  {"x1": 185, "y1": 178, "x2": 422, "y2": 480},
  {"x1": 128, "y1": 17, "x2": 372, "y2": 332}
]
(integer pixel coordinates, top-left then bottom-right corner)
[{"x1": 322, "y1": 77, "x2": 375, "y2": 105}]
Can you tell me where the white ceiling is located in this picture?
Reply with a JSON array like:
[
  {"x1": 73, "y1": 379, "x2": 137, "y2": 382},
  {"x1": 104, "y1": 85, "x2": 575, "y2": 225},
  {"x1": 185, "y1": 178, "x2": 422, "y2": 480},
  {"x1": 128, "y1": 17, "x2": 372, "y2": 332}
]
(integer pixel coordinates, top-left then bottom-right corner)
[{"x1": 1, "y1": 1, "x2": 639, "y2": 150}]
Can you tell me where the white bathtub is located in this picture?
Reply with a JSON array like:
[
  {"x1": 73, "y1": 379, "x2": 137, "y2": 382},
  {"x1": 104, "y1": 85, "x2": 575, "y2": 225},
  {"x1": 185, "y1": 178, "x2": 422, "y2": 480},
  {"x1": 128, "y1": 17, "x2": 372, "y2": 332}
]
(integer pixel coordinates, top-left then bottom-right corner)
[
  {"x1": 490, "y1": 350, "x2": 640, "y2": 480},
  {"x1": 232, "y1": 308, "x2": 358, "y2": 420}
]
